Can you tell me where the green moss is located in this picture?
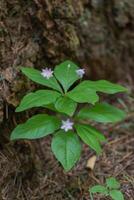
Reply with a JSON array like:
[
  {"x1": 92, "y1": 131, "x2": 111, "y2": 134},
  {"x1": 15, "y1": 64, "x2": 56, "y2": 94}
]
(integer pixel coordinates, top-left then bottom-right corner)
[{"x1": 65, "y1": 24, "x2": 80, "y2": 50}]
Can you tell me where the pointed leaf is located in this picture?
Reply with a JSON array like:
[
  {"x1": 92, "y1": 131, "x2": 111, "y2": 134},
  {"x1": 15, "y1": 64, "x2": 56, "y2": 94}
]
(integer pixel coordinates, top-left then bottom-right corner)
[
  {"x1": 55, "y1": 96, "x2": 77, "y2": 116},
  {"x1": 78, "y1": 103, "x2": 126, "y2": 123},
  {"x1": 16, "y1": 90, "x2": 61, "y2": 112},
  {"x1": 86, "y1": 80, "x2": 127, "y2": 94},
  {"x1": 75, "y1": 124, "x2": 102, "y2": 154},
  {"x1": 54, "y1": 60, "x2": 79, "y2": 92},
  {"x1": 110, "y1": 190, "x2": 124, "y2": 200},
  {"x1": 51, "y1": 130, "x2": 81, "y2": 171},
  {"x1": 106, "y1": 177, "x2": 120, "y2": 189},
  {"x1": 77, "y1": 124, "x2": 106, "y2": 142},
  {"x1": 11, "y1": 114, "x2": 60, "y2": 140},
  {"x1": 90, "y1": 185, "x2": 108, "y2": 195},
  {"x1": 21, "y1": 67, "x2": 62, "y2": 92},
  {"x1": 67, "y1": 81, "x2": 99, "y2": 104}
]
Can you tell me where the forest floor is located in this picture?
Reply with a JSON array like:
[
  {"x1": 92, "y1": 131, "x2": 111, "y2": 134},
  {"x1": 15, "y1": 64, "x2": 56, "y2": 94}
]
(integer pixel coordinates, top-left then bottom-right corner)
[{"x1": 0, "y1": 92, "x2": 134, "y2": 200}]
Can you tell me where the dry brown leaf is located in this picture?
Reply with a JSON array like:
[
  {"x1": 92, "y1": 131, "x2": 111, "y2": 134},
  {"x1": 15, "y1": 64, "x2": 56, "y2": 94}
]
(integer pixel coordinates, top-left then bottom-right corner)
[{"x1": 86, "y1": 155, "x2": 97, "y2": 170}]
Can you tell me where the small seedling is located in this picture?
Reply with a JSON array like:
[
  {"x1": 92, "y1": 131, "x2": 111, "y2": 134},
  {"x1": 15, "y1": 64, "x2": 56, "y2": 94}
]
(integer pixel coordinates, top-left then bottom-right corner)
[
  {"x1": 89, "y1": 177, "x2": 124, "y2": 200},
  {"x1": 10, "y1": 60, "x2": 127, "y2": 171}
]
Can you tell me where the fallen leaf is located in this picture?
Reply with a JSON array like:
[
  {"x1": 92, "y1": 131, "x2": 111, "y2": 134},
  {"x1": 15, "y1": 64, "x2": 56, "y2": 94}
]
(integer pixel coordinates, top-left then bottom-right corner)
[{"x1": 86, "y1": 155, "x2": 97, "y2": 170}]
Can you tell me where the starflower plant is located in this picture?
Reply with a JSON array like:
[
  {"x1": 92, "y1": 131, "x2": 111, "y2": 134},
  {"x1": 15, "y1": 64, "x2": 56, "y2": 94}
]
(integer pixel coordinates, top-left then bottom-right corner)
[
  {"x1": 89, "y1": 177, "x2": 124, "y2": 200},
  {"x1": 11, "y1": 60, "x2": 127, "y2": 171}
]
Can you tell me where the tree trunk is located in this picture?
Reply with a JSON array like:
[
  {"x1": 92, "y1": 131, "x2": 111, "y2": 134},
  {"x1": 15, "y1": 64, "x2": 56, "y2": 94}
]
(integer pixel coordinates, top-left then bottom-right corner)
[{"x1": 0, "y1": 0, "x2": 134, "y2": 123}]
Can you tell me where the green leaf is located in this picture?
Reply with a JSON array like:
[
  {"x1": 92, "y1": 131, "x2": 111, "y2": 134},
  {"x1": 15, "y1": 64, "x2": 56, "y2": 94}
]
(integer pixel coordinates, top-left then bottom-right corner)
[
  {"x1": 90, "y1": 185, "x2": 108, "y2": 195},
  {"x1": 11, "y1": 114, "x2": 60, "y2": 140},
  {"x1": 43, "y1": 104, "x2": 57, "y2": 112},
  {"x1": 51, "y1": 130, "x2": 81, "y2": 171},
  {"x1": 78, "y1": 124, "x2": 106, "y2": 142},
  {"x1": 86, "y1": 80, "x2": 127, "y2": 94},
  {"x1": 110, "y1": 190, "x2": 124, "y2": 200},
  {"x1": 67, "y1": 81, "x2": 99, "y2": 104},
  {"x1": 106, "y1": 177, "x2": 120, "y2": 189},
  {"x1": 54, "y1": 60, "x2": 80, "y2": 92},
  {"x1": 78, "y1": 103, "x2": 126, "y2": 123},
  {"x1": 21, "y1": 67, "x2": 62, "y2": 92},
  {"x1": 16, "y1": 90, "x2": 61, "y2": 112},
  {"x1": 88, "y1": 125, "x2": 106, "y2": 142},
  {"x1": 75, "y1": 124, "x2": 102, "y2": 154},
  {"x1": 55, "y1": 96, "x2": 77, "y2": 116}
]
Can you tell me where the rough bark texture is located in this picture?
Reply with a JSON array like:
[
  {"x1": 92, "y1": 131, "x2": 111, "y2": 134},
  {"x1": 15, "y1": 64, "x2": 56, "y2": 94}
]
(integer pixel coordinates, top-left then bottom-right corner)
[{"x1": 0, "y1": 0, "x2": 134, "y2": 123}]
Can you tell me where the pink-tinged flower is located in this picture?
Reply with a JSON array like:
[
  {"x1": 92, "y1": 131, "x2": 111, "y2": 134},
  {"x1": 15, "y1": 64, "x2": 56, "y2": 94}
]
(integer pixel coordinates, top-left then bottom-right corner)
[
  {"x1": 61, "y1": 119, "x2": 74, "y2": 132},
  {"x1": 76, "y1": 68, "x2": 85, "y2": 78},
  {"x1": 41, "y1": 68, "x2": 53, "y2": 79}
]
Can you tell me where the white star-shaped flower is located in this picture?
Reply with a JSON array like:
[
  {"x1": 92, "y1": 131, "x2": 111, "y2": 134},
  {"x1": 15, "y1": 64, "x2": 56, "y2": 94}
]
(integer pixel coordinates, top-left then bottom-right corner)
[
  {"x1": 41, "y1": 68, "x2": 53, "y2": 79},
  {"x1": 61, "y1": 119, "x2": 74, "y2": 132},
  {"x1": 76, "y1": 68, "x2": 85, "y2": 78}
]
